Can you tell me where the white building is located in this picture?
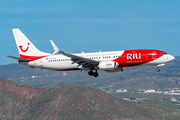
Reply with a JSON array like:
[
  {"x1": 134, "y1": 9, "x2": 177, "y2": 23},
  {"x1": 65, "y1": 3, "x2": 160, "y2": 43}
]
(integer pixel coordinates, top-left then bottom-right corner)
[
  {"x1": 144, "y1": 89, "x2": 156, "y2": 93},
  {"x1": 115, "y1": 89, "x2": 127, "y2": 93}
]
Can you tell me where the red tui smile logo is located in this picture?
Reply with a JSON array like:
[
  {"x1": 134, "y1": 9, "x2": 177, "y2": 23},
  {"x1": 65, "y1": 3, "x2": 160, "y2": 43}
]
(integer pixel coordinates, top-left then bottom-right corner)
[{"x1": 19, "y1": 43, "x2": 30, "y2": 52}]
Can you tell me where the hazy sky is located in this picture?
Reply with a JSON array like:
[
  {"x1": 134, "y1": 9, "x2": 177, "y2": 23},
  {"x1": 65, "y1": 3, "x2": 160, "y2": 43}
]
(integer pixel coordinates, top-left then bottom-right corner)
[{"x1": 1, "y1": 0, "x2": 180, "y2": 65}]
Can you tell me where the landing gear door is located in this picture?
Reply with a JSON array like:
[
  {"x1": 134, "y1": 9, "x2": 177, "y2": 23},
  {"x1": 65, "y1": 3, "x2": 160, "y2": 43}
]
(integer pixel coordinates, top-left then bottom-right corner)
[{"x1": 152, "y1": 51, "x2": 156, "y2": 59}]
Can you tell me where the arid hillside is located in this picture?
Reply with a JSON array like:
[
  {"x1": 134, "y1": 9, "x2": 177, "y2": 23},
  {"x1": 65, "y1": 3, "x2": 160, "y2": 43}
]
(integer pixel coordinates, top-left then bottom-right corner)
[{"x1": 0, "y1": 77, "x2": 180, "y2": 120}]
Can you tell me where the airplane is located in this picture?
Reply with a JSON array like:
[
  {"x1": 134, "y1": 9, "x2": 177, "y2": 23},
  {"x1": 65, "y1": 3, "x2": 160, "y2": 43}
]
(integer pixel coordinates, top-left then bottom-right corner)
[{"x1": 6, "y1": 28, "x2": 175, "y2": 77}]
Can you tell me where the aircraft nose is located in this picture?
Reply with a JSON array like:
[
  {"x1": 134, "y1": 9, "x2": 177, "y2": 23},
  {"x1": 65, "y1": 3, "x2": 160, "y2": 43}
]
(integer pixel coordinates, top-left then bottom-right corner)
[{"x1": 168, "y1": 55, "x2": 175, "y2": 61}]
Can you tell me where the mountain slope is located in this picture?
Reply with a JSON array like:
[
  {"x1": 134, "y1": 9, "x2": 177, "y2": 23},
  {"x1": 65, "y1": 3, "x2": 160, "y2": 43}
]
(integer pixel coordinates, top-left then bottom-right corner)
[
  {"x1": 25, "y1": 85, "x2": 159, "y2": 120},
  {"x1": 1, "y1": 77, "x2": 180, "y2": 119}
]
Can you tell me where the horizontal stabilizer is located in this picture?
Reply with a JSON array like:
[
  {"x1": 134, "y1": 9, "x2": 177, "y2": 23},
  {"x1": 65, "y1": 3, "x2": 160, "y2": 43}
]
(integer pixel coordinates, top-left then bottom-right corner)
[{"x1": 6, "y1": 55, "x2": 31, "y2": 62}]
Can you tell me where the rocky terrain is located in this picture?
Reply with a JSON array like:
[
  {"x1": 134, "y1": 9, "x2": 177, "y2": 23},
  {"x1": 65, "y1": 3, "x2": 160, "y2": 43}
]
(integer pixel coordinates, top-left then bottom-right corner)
[{"x1": 0, "y1": 77, "x2": 180, "y2": 119}]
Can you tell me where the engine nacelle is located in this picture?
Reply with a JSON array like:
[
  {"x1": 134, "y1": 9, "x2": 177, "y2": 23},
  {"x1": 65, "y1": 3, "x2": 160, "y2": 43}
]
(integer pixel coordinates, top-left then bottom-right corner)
[
  {"x1": 106, "y1": 68, "x2": 123, "y2": 73},
  {"x1": 98, "y1": 61, "x2": 119, "y2": 70}
]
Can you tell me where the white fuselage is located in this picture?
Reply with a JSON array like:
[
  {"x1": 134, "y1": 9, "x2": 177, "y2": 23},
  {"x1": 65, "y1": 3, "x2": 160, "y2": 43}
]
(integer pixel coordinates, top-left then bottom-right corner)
[{"x1": 20, "y1": 50, "x2": 174, "y2": 71}]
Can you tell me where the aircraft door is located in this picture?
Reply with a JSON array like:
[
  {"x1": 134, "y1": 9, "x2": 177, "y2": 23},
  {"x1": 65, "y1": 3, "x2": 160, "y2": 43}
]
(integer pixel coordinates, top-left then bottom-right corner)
[
  {"x1": 36, "y1": 59, "x2": 43, "y2": 67},
  {"x1": 152, "y1": 51, "x2": 156, "y2": 59},
  {"x1": 39, "y1": 60, "x2": 43, "y2": 67}
]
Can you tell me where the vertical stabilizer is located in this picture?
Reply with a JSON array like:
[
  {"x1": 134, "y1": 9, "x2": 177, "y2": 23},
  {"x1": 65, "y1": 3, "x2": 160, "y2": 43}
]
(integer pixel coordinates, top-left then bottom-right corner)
[{"x1": 12, "y1": 29, "x2": 50, "y2": 59}]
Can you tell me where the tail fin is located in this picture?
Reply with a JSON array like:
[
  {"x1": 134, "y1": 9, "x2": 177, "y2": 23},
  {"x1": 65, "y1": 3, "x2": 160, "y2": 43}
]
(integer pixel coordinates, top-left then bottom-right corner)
[{"x1": 12, "y1": 28, "x2": 50, "y2": 60}]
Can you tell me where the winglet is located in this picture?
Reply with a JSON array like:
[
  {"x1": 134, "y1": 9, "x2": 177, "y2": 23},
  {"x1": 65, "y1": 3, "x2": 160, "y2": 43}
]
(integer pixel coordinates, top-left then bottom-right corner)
[{"x1": 50, "y1": 40, "x2": 60, "y2": 55}]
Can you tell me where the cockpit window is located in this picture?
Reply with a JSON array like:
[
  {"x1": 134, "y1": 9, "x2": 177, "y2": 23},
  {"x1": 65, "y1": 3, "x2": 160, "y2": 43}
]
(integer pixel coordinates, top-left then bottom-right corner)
[{"x1": 161, "y1": 53, "x2": 167, "y2": 55}]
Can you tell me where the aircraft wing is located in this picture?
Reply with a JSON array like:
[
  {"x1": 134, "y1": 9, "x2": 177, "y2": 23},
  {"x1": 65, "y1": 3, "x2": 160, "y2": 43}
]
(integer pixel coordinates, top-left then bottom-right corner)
[
  {"x1": 50, "y1": 40, "x2": 99, "y2": 68},
  {"x1": 6, "y1": 55, "x2": 31, "y2": 62}
]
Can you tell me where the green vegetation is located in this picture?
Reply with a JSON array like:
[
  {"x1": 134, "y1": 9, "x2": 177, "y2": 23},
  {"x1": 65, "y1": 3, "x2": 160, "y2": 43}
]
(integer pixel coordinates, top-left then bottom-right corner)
[
  {"x1": 113, "y1": 92, "x2": 173, "y2": 101},
  {"x1": 137, "y1": 100, "x2": 180, "y2": 119}
]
